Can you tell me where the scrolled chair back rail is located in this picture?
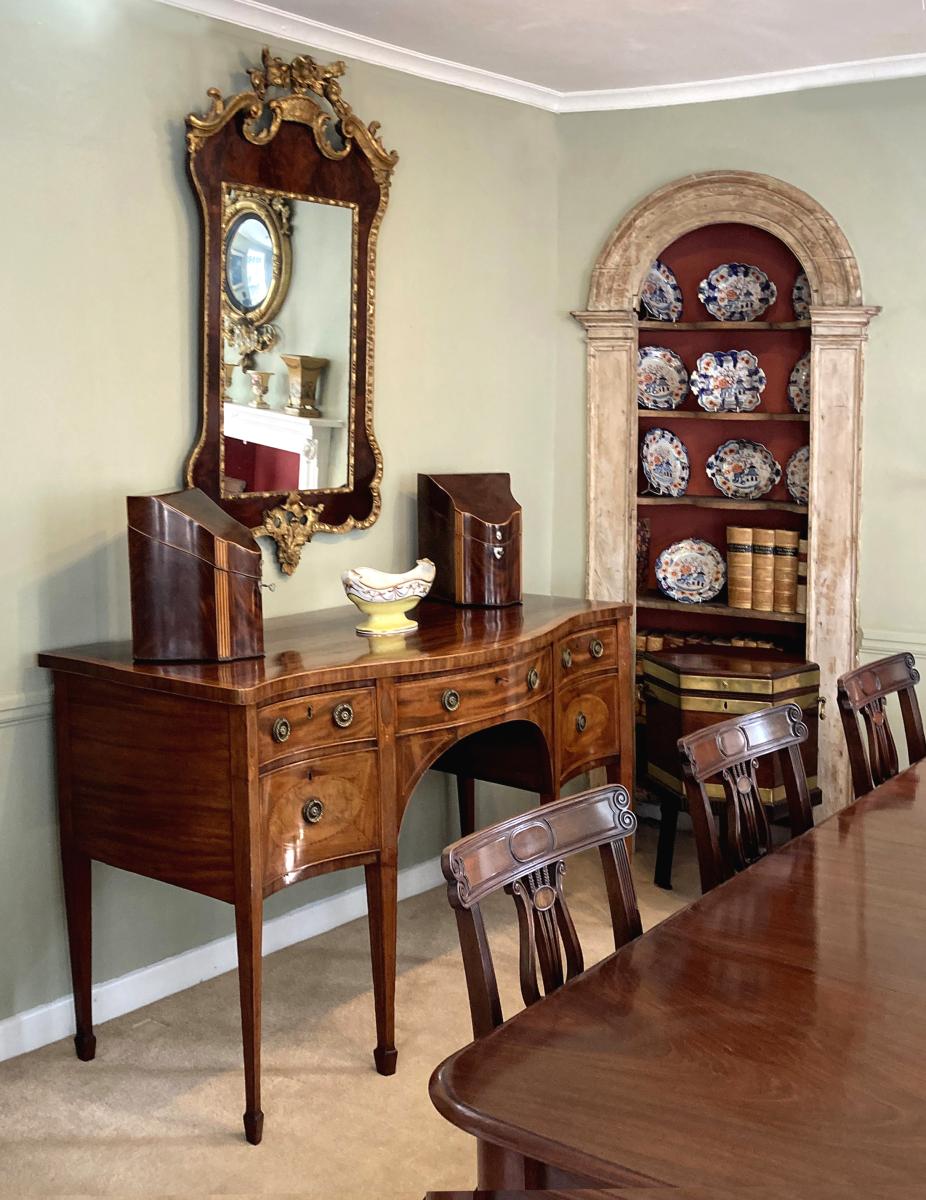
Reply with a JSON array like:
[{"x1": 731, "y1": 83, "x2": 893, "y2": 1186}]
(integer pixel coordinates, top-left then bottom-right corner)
[
  {"x1": 678, "y1": 702, "x2": 813, "y2": 894},
  {"x1": 441, "y1": 785, "x2": 641, "y2": 1038},
  {"x1": 837, "y1": 652, "x2": 926, "y2": 799}
]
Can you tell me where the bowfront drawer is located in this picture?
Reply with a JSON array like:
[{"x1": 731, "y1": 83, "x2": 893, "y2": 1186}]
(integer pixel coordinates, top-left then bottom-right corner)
[
  {"x1": 261, "y1": 750, "x2": 379, "y2": 887},
  {"x1": 396, "y1": 649, "x2": 551, "y2": 733},
  {"x1": 258, "y1": 687, "x2": 376, "y2": 764},
  {"x1": 557, "y1": 623, "x2": 617, "y2": 683},
  {"x1": 559, "y1": 673, "x2": 619, "y2": 778}
]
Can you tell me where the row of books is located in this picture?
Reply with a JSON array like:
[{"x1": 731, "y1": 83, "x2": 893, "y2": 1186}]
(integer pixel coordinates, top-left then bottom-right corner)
[{"x1": 726, "y1": 526, "x2": 807, "y2": 614}]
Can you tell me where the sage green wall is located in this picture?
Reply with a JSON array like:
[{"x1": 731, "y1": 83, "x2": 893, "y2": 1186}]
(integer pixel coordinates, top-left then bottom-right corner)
[
  {"x1": 551, "y1": 78, "x2": 926, "y2": 665},
  {"x1": 0, "y1": 0, "x2": 558, "y2": 1021}
]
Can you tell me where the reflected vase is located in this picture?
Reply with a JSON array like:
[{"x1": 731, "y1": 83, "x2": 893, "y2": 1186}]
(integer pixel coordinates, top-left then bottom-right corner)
[
  {"x1": 247, "y1": 370, "x2": 273, "y2": 409},
  {"x1": 281, "y1": 354, "x2": 328, "y2": 418}
]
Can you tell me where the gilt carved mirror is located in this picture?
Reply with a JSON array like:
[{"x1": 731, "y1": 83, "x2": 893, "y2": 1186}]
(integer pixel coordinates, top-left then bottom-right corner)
[{"x1": 185, "y1": 49, "x2": 397, "y2": 573}]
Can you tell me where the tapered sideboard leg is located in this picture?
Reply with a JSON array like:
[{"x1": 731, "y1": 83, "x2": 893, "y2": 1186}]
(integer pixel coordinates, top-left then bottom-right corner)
[
  {"x1": 61, "y1": 846, "x2": 95, "y2": 1061},
  {"x1": 235, "y1": 890, "x2": 264, "y2": 1145},
  {"x1": 457, "y1": 776, "x2": 476, "y2": 837},
  {"x1": 365, "y1": 857, "x2": 398, "y2": 1075}
]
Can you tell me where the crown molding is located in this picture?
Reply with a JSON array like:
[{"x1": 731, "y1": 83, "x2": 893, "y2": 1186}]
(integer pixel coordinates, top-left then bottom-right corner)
[{"x1": 157, "y1": 0, "x2": 926, "y2": 112}]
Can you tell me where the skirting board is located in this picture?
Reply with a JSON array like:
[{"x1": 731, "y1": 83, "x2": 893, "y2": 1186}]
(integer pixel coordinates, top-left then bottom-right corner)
[{"x1": 0, "y1": 854, "x2": 443, "y2": 1063}]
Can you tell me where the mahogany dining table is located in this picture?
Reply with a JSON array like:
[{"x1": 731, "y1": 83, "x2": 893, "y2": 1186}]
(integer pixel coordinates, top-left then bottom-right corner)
[{"x1": 429, "y1": 760, "x2": 926, "y2": 1193}]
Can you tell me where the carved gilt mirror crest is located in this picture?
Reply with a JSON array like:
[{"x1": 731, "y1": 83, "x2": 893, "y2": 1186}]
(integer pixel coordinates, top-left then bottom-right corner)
[{"x1": 185, "y1": 48, "x2": 398, "y2": 573}]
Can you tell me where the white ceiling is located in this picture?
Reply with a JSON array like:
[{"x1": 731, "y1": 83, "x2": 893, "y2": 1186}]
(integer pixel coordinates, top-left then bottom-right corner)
[{"x1": 163, "y1": 0, "x2": 926, "y2": 110}]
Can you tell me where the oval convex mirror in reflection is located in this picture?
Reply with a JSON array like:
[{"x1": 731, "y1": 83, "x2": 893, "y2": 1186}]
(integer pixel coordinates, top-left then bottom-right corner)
[{"x1": 225, "y1": 215, "x2": 274, "y2": 312}]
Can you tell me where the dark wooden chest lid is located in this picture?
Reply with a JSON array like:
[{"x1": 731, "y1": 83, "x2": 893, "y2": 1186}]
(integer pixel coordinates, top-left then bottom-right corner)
[
  {"x1": 419, "y1": 473, "x2": 522, "y2": 524},
  {"x1": 127, "y1": 488, "x2": 262, "y2": 580}
]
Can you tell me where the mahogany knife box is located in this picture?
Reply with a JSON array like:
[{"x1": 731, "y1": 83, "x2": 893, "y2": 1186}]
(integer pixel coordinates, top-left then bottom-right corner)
[
  {"x1": 643, "y1": 648, "x2": 820, "y2": 808},
  {"x1": 127, "y1": 488, "x2": 264, "y2": 662},
  {"x1": 418, "y1": 473, "x2": 522, "y2": 607}
]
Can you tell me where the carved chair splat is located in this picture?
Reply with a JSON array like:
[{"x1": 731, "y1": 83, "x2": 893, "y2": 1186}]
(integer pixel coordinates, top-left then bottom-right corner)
[
  {"x1": 441, "y1": 786, "x2": 640, "y2": 1038},
  {"x1": 678, "y1": 703, "x2": 813, "y2": 895},
  {"x1": 837, "y1": 653, "x2": 926, "y2": 799}
]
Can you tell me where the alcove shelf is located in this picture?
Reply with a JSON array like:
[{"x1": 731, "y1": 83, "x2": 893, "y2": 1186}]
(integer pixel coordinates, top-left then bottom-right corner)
[
  {"x1": 574, "y1": 170, "x2": 877, "y2": 809},
  {"x1": 637, "y1": 496, "x2": 808, "y2": 513}
]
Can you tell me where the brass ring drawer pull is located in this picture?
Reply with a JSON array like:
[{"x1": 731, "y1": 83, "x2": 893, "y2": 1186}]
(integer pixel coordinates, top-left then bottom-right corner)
[
  {"x1": 301, "y1": 798, "x2": 325, "y2": 825},
  {"x1": 576, "y1": 712, "x2": 588, "y2": 734},
  {"x1": 332, "y1": 702, "x2": 354, "y2": 729},
  {"x1": 271, "y1": 717, "x2": 291, "y2": 743},
  {"x1": 527, "y1": 667, "x2": 540, "y2": 691},
  {"x1": 562, "y1": 648, "x2": 573, "y2": 669},
  {"x1": 442, "y1": 688, "x2": 461, "y2": 713},
  {"x1": 589, "y1": 638, "x2": 605, "y2": 659}
]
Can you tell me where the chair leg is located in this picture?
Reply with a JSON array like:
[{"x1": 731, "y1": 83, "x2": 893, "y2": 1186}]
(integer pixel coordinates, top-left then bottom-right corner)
[
  {"x1": 457, "y1": 776, "x2": 475, "y2": 836},
  {"x1": 654, "y1": 794, "x2": 680, "y2": 890}
]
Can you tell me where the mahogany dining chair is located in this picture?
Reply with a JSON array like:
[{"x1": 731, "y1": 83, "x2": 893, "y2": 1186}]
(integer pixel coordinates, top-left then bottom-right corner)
[
  {"x1": 440, "y1": 785, "x2": 641, "y2": 1037},
  {"x1": 678, "y1": 703, "x2": 813, "y2": 894},
  {"x1": 837, "y1": 652, "x2": 925, "y2": 799}
]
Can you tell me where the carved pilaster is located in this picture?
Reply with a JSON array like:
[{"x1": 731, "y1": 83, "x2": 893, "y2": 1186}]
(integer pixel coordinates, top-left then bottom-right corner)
[
  {"x1": 808, "y1": 305, "x2": 880, "y2": 813},
  {"x1": 572, "y1": 310, "x2": 639, "y2": 604}
]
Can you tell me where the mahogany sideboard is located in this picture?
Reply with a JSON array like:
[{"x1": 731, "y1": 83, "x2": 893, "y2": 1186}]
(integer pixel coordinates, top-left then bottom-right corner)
[{"x1": 39, "y1": 594, "x2": 633, "y2": 1143}]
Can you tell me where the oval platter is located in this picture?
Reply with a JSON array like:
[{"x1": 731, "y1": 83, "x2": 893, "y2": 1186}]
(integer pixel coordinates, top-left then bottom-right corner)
[
  {"x1": 637, "y1": 346, "x2": 688, "y2": 409},
  {"x1": 641, "y1": 259, "x2": 683, "y2": 322},
  {"x1": 706, "y1": 438, "x2": 782, "y2": 500},
  {"x1": 792, "y1": 271, "x2": 811, "y2": 320},
  {"x1": 641, "y1": 427, "x2": 690, "y2": 497},
  {"x1": 697, "y1": 262, "x2": 778, "y2": 321},
  {"x1": 655, "y1": 538, "x2": 726, "y2": 604},
  {"x1": 788, "y1": 351, "x2": 811, "y2": 413},
  {"x1": 786, "y1": 445, "x2": 810, "y2": 504},
  {"x1": 690, "y1": 349, "x2": 766, "y2": 412}
]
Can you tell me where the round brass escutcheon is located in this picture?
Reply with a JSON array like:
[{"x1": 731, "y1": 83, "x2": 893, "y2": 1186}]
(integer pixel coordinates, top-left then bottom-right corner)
[
  {"x1": 271, "y1": 716, "x2": 291, "y2": 743},
  {"x1": 442, "y1": 688, "x2": 461, "y2": 713},
  {"x1": 527, "y1": 667, "x2": 540, "y2": 691},
  {"x1": 589, "y1": 638, "x2": 605, "y2": 659},
  {"x1": 561, "y1": 648, "x2": 573, "y2": 669},
  {"x1": 332, "y1": 702, "x2": 354, "y2": 729},
  {"x1": 301, "y1": 798, "x2": 325, "y2": 825},
  {"x1": 575, "y1": 711, "x2": 588, "y2": 734}
]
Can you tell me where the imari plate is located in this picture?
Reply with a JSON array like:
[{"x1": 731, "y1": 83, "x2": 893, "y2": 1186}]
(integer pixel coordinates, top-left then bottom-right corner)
[
  {"x1": 637, "y1": 346, "x2": 688, "y2": 409},
  {"x1": 690, "y1": 350, "x2": 766, "y2": 412},
  {"x1": 792, "y1": 272, "x2": 811, "y2": 320},
  {"x1": 641, "y1": 427, "x2": 690, "y2": 497},
  {"x1": 698, "y1": 263, "x2": 778, "y2": 321},
  {"x1": 788, "y1": 351, "x2": 811, "y2": 413},
  {"x1": 655, "y1": 538, "x2": 726, "y2": 604},
  {"x1": 786, "y1": 445, "x2": 810, "y2": 504},
  {"x1": 706, "y1": 438, "x2": 782, "y2": 500},
  {"x1": 641, "y1": 259, "x2": 683, "y2": 322}
]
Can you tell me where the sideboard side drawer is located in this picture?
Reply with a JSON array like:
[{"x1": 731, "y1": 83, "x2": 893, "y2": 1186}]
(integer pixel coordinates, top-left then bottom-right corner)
[
  {"x1": 258, "y1": 686, "x2": 376, "y2": 763},
  {"x1": 559, "y1": 672, "x2": 619, "y2": 779},
  {"x1": 261, "y1": 750, "x2": 380, "y2": 887},
  {"x1": 556, "y1": 623, "x2": 618, "y2": 683},
  {"x1": 395, "y1": 649, "x2": 552, "y2": 733}
]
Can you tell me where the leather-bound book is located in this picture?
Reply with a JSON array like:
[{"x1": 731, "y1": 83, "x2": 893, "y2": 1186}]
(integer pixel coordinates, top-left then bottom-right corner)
[
  {"x1": 796, "y1": 537, "x2": 808, "y2": 614},
  {"x1": 773, "y1": 530, "x2": 800, "y2": 612},
  {"x1": 726, "y1": 526, "x2": 754, "y2": 609},
  {"x1": 752, "y1": 528, "x2": 775, "y2": 612}
]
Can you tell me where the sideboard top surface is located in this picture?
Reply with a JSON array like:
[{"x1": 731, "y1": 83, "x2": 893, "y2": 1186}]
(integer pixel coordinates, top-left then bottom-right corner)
[{"x1": 39, "y1": 594, "x2": 630, "y2": 705}]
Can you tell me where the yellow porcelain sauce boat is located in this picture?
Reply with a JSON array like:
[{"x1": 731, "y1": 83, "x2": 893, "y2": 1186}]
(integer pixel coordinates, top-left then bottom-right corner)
[{"x1": 341, "y1": 559, "x2": 437, "y2": 637}]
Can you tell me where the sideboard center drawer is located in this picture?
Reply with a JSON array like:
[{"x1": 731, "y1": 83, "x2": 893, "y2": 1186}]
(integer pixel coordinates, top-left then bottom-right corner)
[
  {"x1": 258, "y1": 686, "x2": 376, "y2": 764},
  {"x1": 395, "y1": 649, "x2": 552, "y2": 733}
]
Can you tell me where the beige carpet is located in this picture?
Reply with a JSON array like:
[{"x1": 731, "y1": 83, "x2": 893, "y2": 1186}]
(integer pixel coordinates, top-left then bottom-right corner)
[{"x1": 0, "y1": 823, "x2": 700, "y2": 1198}]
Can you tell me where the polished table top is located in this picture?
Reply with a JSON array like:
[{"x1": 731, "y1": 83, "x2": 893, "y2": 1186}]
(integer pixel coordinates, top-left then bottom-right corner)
[
  {"x1": 38, "y1": 594, "x2": 628, "y2": 703},
  {"x1": 430, "y1": 761, "x2": 926, "y2": 1192}
]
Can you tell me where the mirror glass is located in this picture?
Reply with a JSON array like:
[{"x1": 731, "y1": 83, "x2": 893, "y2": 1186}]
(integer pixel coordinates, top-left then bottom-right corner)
[
  {"x1": 226, "y1": 215, "x2": 274, "y2": 311},
  {"x1": 222, "y1": 190, "x2": 355, "y2": 497}
]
